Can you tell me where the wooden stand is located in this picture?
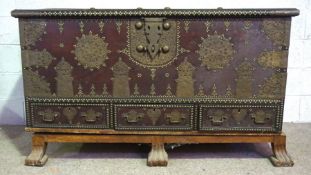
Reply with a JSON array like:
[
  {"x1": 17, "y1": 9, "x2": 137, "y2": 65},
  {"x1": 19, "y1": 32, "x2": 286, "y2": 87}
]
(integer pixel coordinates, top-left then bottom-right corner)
[{"x1": 25, "y1": 132, "x2": 293, "y2": 167}]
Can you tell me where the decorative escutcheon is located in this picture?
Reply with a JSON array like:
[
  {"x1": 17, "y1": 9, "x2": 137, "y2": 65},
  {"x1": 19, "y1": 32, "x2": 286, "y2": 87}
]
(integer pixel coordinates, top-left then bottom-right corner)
[
  {"x1": 133, "y1": 18, "x2": 174, "y2": 59},
  {"x1": 63, "y1": 107, "x2": 77, "y2": 124},
  {"x1": 123, "y1": 110, "x2": 144, "y2": 123}
]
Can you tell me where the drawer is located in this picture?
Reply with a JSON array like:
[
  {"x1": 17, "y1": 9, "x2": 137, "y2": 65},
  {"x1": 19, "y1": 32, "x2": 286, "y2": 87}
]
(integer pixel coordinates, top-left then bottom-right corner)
[
  {"x1": 114, "y1": 104, "x2": 194, "y2": 131},
  {"x1": 28, "y1": 101, "x2": 110, "y2": 129},
  {"x1": 199, "y1": 101, "x2": 283, "y2": 132}
]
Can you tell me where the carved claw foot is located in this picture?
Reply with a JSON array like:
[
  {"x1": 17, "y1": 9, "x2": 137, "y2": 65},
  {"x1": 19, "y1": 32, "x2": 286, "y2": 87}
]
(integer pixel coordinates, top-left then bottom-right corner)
[
  {"x1": 25, "y1": 135, "x2": 48, "y2": 166},
  {"x1": 270, "y1": 134, "x2": 294, "y2": 167},
  {"x1": 147, "y1": 143, "x2": 168, "y2": 166}
]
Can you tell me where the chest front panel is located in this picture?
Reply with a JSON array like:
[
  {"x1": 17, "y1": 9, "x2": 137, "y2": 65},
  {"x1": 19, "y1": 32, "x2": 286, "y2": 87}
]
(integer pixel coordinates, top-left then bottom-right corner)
[{"x1": 20, "y1": 18, "x2": 290, "y2": 99}]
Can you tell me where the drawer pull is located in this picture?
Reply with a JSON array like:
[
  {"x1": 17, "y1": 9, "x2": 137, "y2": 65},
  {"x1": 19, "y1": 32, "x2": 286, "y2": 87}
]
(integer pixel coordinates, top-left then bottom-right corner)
[
  {"x1": 123, "y1": 110, "x2": 144, "y2": 123},
  {"x1": 165, "y1": 110, "x2": 186, "y2": 124},
  {"x1": 209, "y1": 110, "x2": 227, "y2": 126},
  {"x1": 38, "y1": 108, "x2": 59, "y2": 122},
  {"x1": 251, "y1": 110, "x2": 271, "y2": 124},
  {"x1": 81, "y1": 109, "x2": 102, "y2": 123}
]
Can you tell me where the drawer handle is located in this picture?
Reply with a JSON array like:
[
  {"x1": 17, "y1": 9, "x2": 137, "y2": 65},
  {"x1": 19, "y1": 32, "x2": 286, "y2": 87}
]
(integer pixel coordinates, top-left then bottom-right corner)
[
  {"x1": 209, "y1": 110, "x2": 227, "y2": 126},
  {"x1": 38, "y1": 108, "x2": 60, "y2": 122},
  {"x1": 251, "y1": 110, "x2": 271, "y2": 124},
  {"x1": 81, "y1": 109, "x2": 102, "y2": 123},
  {"x1": 123, "y1": 110, "x2": 144, "y2": 123},
  {"x1": 165, "y1": 110, "x2": 186, "y2": 124}
]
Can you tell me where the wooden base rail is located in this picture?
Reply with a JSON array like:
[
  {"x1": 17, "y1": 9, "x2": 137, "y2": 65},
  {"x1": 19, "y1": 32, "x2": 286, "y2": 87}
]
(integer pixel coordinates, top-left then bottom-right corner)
[{"x1": 25, "y1": 132, "x2": 294, "y2": 167}]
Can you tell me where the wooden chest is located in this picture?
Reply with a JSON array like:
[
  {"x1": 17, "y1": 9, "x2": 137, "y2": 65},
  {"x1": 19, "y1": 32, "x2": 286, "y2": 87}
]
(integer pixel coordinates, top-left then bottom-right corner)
[{"x1": 11, "y1": 8, "x2": 299, "y2": 167}]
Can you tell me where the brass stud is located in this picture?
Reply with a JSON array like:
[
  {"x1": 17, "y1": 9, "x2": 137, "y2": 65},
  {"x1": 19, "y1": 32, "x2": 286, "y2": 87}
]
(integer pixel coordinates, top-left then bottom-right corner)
[
  {"x1": 163, "y1": 22, "x2": 171, "y2": 30},
  {"x1": 136, "y1": 45, "x2": 145, "y2": 52},
  {"x1": 162, "y1": 45, "x2": 169, "y2": 53},
  {"x1": 135, "y1": 21, "x2": 143, "y2": 29}
]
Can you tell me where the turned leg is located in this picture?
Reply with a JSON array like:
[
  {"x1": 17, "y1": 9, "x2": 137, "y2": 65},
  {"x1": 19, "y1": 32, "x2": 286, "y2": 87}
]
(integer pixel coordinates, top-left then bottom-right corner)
[
  {"x1": 270, "y1": 133, "x2": 294, "y2": 167},
  {"x1": 25, "y1": 134, "x2": 48, "y2": 166},
  {"x1": 147, "y1": 143, "x2": 168, "y2": 166}
]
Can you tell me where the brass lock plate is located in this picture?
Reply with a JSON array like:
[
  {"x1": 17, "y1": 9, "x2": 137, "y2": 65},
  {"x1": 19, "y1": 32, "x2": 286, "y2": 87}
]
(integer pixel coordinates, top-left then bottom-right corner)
[{"x1": 129, "y1": 18, "x2": 178, "y2": 68}]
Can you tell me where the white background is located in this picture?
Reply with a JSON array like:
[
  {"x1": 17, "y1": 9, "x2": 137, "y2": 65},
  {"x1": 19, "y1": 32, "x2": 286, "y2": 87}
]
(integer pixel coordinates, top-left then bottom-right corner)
[{"x1": 0, "y1": 0, "x2": 310, "y2": 125}]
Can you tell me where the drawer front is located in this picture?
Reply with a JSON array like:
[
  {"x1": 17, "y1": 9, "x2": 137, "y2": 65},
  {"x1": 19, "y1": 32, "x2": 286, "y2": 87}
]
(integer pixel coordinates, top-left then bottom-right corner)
[
  {"x1": 114, "y1": 104, "x2": 194, "y2": 131},
  {"x1": 199, "y1": 102, "x2": 283, "y2": 132},
  {"x1": 28, "y1": 102, "x2": 110, "y2": 129}
]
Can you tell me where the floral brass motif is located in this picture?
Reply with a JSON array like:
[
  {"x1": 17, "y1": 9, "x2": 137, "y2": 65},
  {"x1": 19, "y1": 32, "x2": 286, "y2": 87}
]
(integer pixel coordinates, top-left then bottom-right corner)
[
  {"x1": 232, "y1": 108, "x2": 247, "y2": 124},
  {"x1": 147, "y1": 108, "x2": 162, "y2": 125},
  {"x1": 165, "y1": 110, "x2": 186, "y2": 124},
  {"x1": 183, "y1": 21, "x2": 190, "y2": 32},
  {"x1": 115, "y1": 21, "x2": 122, "y2": 33},
  {"x1": 235, "y1": 61, "x2": 254, "y2": 98},
  {"x1": 197, "y1": 33, "x2": 235, "y2": 70},
  {"x1": 72, "y1": 31, "x2": 110, "y2": 71},
  {"x1": 112, "y1": 58, "x2": 130, "y2": 97},
  {"x1": 24, "y1": 69, "x2": 52, "y2": 97},
  {"x1": 262, "y1": 20, "x2": 289, "y2": 47},
  {"x1": 38, "y1": 108, "x2": 59, "y2": 122},
  {"x1": 22, "y1": 49, "x2": 55, "y2": 69},
  {"x1": 209, "y1": 110, "x2": 227, "y2": 126},
  {"x1": 257, "y1": 51, "x2": 287, "y2": 68},
  {"x1": 62, "y1": 107, "x2": 77, "y2": 124},
  {"x1": 251, "y1": 110, "x2": 271, "y2": 124},
  {"x1": 258, "y1": 73, "x2": 286, "y2": 99},
  {"x1": 58, "y1": 21, "x2": 64, "y2": 34},
  {"x1": 224, "y1": 20, "x2": 230, "y2": 31},
  {"x1": 123, "y1": 110, "x2": 144, "y2": 123},
  {"x1": 129, "y1": 19, "x2": 178, "y2": 68},
  {"x1": 81, "y1": 109, "x2": 102, "y2": 123},
  {"x1": 176, "y1": 58, "x2": 195, "y2": 97},
  {"x1": 21, "y1": 20, "x2": 46, "y2": 48},
  {"x1": 98, "y1": 20, "x2": 105, "y2": 33},
  {"x1": 55, "y1": 58, "x2": 73, "y2": 97}
]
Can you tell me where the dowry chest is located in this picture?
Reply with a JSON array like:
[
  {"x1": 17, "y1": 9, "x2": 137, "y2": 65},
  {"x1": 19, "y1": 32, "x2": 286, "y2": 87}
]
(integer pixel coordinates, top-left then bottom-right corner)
[{"x1": 11, "y1": 8, "x2": 299, "y2": 167}]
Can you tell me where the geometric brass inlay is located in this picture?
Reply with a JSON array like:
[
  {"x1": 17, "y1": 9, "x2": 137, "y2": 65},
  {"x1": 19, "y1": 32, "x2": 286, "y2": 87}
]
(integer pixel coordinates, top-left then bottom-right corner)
[
  {"x1": 55, "y1": 58, "x2": 73, "y2": 97},
  {"x1": 262, "y1": 20, "x2": 288, "y2": 46},
  {"x1": 72, "y1": 31, "x2": 110, "y2": 71},
  {"x1": 257, "y1": 51, "x2": 287, "y2": 68},
  {"x1": 22, "y1": 49, "x2": 55, "y2": 69},
  {"x1": 258, "y1": 73, "x2": 286, "y2": 99},
  {"x1": 176, "y1": 58, "x2": 195, "y2": 97},
  {"x1": 23, "y1": 69, "x2": 52, "y2": 97},
  {"x1": 197, "y1": 32, "x2": 234, "y2": 70},
  {"x1": 21, "y1": 21, "x2": 46, "y2": 48},
  {"x1": 235, "y1": 61, "x2": 254, "y2": 98},
  {"x1": 112, "y1": 58, "x2": 130, "y2": 97}
]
